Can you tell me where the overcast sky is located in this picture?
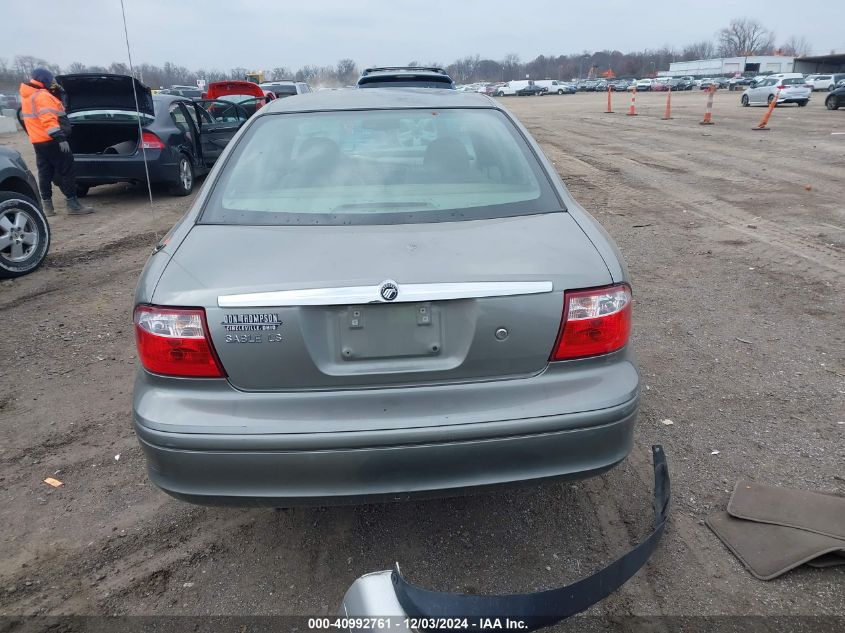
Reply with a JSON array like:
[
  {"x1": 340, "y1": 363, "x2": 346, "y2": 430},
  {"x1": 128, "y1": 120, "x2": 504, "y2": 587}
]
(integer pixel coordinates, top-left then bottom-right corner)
[{"x1": 4, "y1": 0, "x2": 841, "y2": 71}]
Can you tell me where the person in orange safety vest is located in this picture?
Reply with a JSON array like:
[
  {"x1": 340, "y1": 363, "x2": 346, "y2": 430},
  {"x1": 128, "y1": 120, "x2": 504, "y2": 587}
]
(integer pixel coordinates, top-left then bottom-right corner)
[{"x1": 19, "y1": 68, "x2": 94, "y2": 216}]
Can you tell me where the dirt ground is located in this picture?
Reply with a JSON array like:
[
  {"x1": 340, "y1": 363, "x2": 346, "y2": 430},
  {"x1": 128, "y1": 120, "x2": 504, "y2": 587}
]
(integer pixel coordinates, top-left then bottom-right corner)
[{"x1": 0, "y1": 90, "x2": 843, "y2": 629}]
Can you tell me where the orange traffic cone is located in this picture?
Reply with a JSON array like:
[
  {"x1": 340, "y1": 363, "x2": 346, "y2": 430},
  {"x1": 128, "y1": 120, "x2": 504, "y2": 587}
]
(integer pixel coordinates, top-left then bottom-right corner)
[
  {"x1": 627, "y1": 85, "x2": 637, "y2": 116},
  {"x1": 606, "y1": 85, "x2": 614, "y2": 113},
  {"x1": 752, "y1": 91, "x2": 780, "y2": 131},
  {"x1": 662, "y1": 86, "x2": 673, "y2": 120},
  {"x1": 699, "y1": 85, "x2": 716, "y2": 125}
]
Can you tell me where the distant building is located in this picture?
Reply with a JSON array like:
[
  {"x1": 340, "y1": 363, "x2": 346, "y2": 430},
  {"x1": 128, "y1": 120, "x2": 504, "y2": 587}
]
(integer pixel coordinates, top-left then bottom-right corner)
[
  {"x1": 659, "y1": 56, "x2": 795, "y2": 78},
  {"x1": 793, "y1": 53, "x2": 845, "y2": 74}
]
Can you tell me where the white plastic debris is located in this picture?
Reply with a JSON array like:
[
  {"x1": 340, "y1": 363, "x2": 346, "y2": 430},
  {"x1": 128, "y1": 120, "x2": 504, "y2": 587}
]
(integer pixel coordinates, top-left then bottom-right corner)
[
  {"x1": 114, "y1": 454, "x2": 120, "y2": 461},
  {"x1": 661, "y1": 419, "x2": 674, "y2": 426},
  {"x1": 710, "y1": 450, "x2": 720, "y2": 456}
]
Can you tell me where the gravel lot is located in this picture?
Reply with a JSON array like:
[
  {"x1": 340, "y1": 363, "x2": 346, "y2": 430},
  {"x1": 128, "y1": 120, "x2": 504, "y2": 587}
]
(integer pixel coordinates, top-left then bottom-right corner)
[{"x1": 0, "y1": 90, "x2": 843, "y2": 629}]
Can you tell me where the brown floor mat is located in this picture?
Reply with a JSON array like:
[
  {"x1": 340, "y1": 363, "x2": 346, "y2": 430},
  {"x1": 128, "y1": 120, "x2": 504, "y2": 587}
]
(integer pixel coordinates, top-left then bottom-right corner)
[
  {"x1": 706, "y1": 512, "x2": 845, "y2": 580},
  {"x1": 728, "y1": 481, "x2": 845, "y2": 539},
  {"x1": 706, "y1": 481, "x2": 845, "y2": 580}
]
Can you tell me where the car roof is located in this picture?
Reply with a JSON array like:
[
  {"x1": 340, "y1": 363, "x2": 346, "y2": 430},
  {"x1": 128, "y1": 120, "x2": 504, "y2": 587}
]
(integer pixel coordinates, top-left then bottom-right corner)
[
  {"x1": 153, "y1": 94, "x2": 188, "y2": 104},
  {"x1": 260, "y1": 87, "x2": 496, "y2": 114}
]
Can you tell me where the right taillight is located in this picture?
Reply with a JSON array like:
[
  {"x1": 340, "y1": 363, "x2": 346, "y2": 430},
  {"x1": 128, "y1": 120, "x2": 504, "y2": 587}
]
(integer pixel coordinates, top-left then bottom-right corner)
[
  {"x1": 550, "y1": 284, "x2": 632, "y2": 361},
  {"x1": 134, "y1": 305, "x2": 226, "y2": 378},
  {"x1": 141, "y1": 131, "x2": 165, "y2": 150}
]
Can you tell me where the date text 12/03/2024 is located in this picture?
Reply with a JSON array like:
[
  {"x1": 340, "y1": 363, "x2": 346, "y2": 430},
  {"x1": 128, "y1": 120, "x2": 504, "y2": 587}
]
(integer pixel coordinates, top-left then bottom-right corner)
[{"x1": 307, "y1": 617, "x2": 529, "y2": 630}]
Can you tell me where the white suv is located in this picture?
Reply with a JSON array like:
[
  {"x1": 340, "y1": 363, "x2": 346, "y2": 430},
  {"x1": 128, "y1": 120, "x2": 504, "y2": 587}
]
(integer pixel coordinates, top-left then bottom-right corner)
[
  {"x1": 808, "y1": 73, "x2": 845, "y2": 91},
  {"x1": 259, "y1": 81, "x2": 312, "y2": 98}
]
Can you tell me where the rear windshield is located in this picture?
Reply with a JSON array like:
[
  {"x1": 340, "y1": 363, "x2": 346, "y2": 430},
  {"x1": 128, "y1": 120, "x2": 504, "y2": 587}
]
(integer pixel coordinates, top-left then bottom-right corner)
[
  {"x1": 782, "y1": 78, "x2": 807, "y2": 85},
  {"x1": 358, "y1": 77, "x2": 453, "y2": 89},
  {"x1": 201, "y1": 108, "x2": 562, "y2": 226}
]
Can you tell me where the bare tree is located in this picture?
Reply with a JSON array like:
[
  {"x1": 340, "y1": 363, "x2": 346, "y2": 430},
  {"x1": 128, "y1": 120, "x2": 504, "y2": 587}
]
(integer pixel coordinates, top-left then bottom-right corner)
[
  {"x1": 270, "y1": 66, "x2": 292, "y2": 81},
  {"x1": 502, "y1": 53, "x2": 522, "y2": 80},
  {"x1": 335, "y1": 58, "x2": 358, "y2": 85},
  {"x1": 109, "y1": 62, "x2": 130, "y2": 75},
  {"x1": 717, "y1": 18, "x2": 775, "y2": 56},
  {"x1": 780, "y1": 35, "x2": 811, "y2": 57},
  {"x1": 295, "y1": 65, "x2": 321, "y2": 83},
  {"x1": 228, "y1": 67, "x2": 249, "y2": 81},
  {"x1": 681, "y1": 40, "x2": 716, "y2": 61},
  {"x1": 14, "y1": 55, "x2": 59, "y2": 80}
]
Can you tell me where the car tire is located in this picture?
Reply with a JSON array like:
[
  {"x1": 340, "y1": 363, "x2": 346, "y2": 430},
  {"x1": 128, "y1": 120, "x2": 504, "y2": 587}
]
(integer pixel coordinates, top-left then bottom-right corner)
[
  {"x1": 495, "y1": 91, "x2": 504, "y2": 97},
  {"x1": 168, "y1": 154, "x2": 194, "y2": 197},
  {"x1": 75, "y1": 184, "x2": 90, "y2": 198},
  {"x1": 0, "y1": 191, "x2": 50, "y2": 279},
  {"x1": 741, "y1": 95, "x2": 749, "y2": 107},
  {"x1": 826, "y1": 96, "x2": 839, "y2": 110},
  {"x1": 828, "y1": 85, "x2": 835, "y2": 91},
  {"x1": 557, "y1": 89, "x2": 564, "y2": 95},
  {"x1": 797, "y1": 100, "x2": 808, "y2": 107},
  {"x1": 767, "y1": 94, "x2": 776, "y2": 107}
]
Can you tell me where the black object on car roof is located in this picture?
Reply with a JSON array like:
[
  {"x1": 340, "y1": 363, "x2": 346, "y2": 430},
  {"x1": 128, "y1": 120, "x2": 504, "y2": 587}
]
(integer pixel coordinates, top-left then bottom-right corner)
[{"x1": 357, "y1": 67, "x2": 455, "y2": 89}]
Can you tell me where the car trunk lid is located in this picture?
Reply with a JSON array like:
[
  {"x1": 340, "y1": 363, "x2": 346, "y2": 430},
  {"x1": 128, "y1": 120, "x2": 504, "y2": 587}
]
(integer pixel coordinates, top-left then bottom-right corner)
[
  {"x1": 56, "y1": 73, "x2": 154, "y2": 116},
  {"x1": 153, "y1": 213, "x2": 612, "y2": 391},
  {"x1": 203, "y1": 81, "x2": 265, "y2": 100}
]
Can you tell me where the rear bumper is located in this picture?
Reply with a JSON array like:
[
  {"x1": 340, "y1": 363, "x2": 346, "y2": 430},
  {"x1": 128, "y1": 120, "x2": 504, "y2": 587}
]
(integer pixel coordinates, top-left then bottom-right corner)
[
  {"x1": 73, "y1": 151, "x2": 178, "y2": 186},
  {"x1": 136, "y1": 403, "x2": 636, "y2": 505},
  {"x1": 133, "y1": 350, "x2": 640, "y2": 505},
  {"x1": 777, "y1": 95, "x2": 810, "y2": 103}
]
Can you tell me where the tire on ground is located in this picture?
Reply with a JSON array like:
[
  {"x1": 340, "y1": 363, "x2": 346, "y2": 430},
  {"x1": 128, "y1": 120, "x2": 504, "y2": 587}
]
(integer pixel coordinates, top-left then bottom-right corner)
[
  {"x1": 168, "y1": 154, "x2": 194, "y2": 197},
  {"x1": 0, "y1": 191, "x2": 51, "y2": 279}
]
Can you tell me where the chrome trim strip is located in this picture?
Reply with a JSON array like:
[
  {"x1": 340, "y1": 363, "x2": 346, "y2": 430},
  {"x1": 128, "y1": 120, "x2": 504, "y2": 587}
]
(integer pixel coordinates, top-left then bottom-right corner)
[{"x1": 218, "y1": 281, "x2": 554, "y2": 308}]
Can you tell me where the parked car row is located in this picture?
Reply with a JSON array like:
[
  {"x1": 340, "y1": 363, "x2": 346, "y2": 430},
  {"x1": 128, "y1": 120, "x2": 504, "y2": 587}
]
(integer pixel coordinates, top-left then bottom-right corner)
[
  {"x1": 454, "y1": 71, "x2": 845, "y2": 98},
  {"x1": 489, "y1": 80, "x2": 568, "y2": 96},
  {"x1": 464, "y1": 80, "x2": 576, "y2": 96}
]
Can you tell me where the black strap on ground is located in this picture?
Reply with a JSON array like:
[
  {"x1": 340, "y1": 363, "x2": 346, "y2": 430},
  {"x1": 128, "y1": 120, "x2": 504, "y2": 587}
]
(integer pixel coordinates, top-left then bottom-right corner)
[{"x1": 391, "y1": 445, "x2": 670, "y2": 632}]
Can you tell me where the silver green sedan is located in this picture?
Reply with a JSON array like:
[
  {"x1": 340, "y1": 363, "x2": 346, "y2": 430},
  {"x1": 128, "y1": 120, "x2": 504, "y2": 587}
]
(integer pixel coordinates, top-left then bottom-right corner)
[{"x1": 132, "y1": 88, "x2": 638, "y2": 506}]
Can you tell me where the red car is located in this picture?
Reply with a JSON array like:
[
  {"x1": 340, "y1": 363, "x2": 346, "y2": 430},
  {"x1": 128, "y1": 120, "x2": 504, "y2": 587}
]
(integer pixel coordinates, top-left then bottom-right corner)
[{"x1": 201, "y1": 81, "x2": 273, "y2": 117}]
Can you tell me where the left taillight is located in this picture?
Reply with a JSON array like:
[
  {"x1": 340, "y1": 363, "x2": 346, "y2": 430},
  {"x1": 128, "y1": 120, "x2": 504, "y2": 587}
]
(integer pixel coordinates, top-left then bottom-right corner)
[
  {"x1": 141, "y1": 131, "x2": 165, "y2": 150},
  {"x1": 550, "y1": 284, "x2": 632, "y2": 361},
  {"x1": 134, "y1": 305, "x2": 226, "y2": 378}
]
